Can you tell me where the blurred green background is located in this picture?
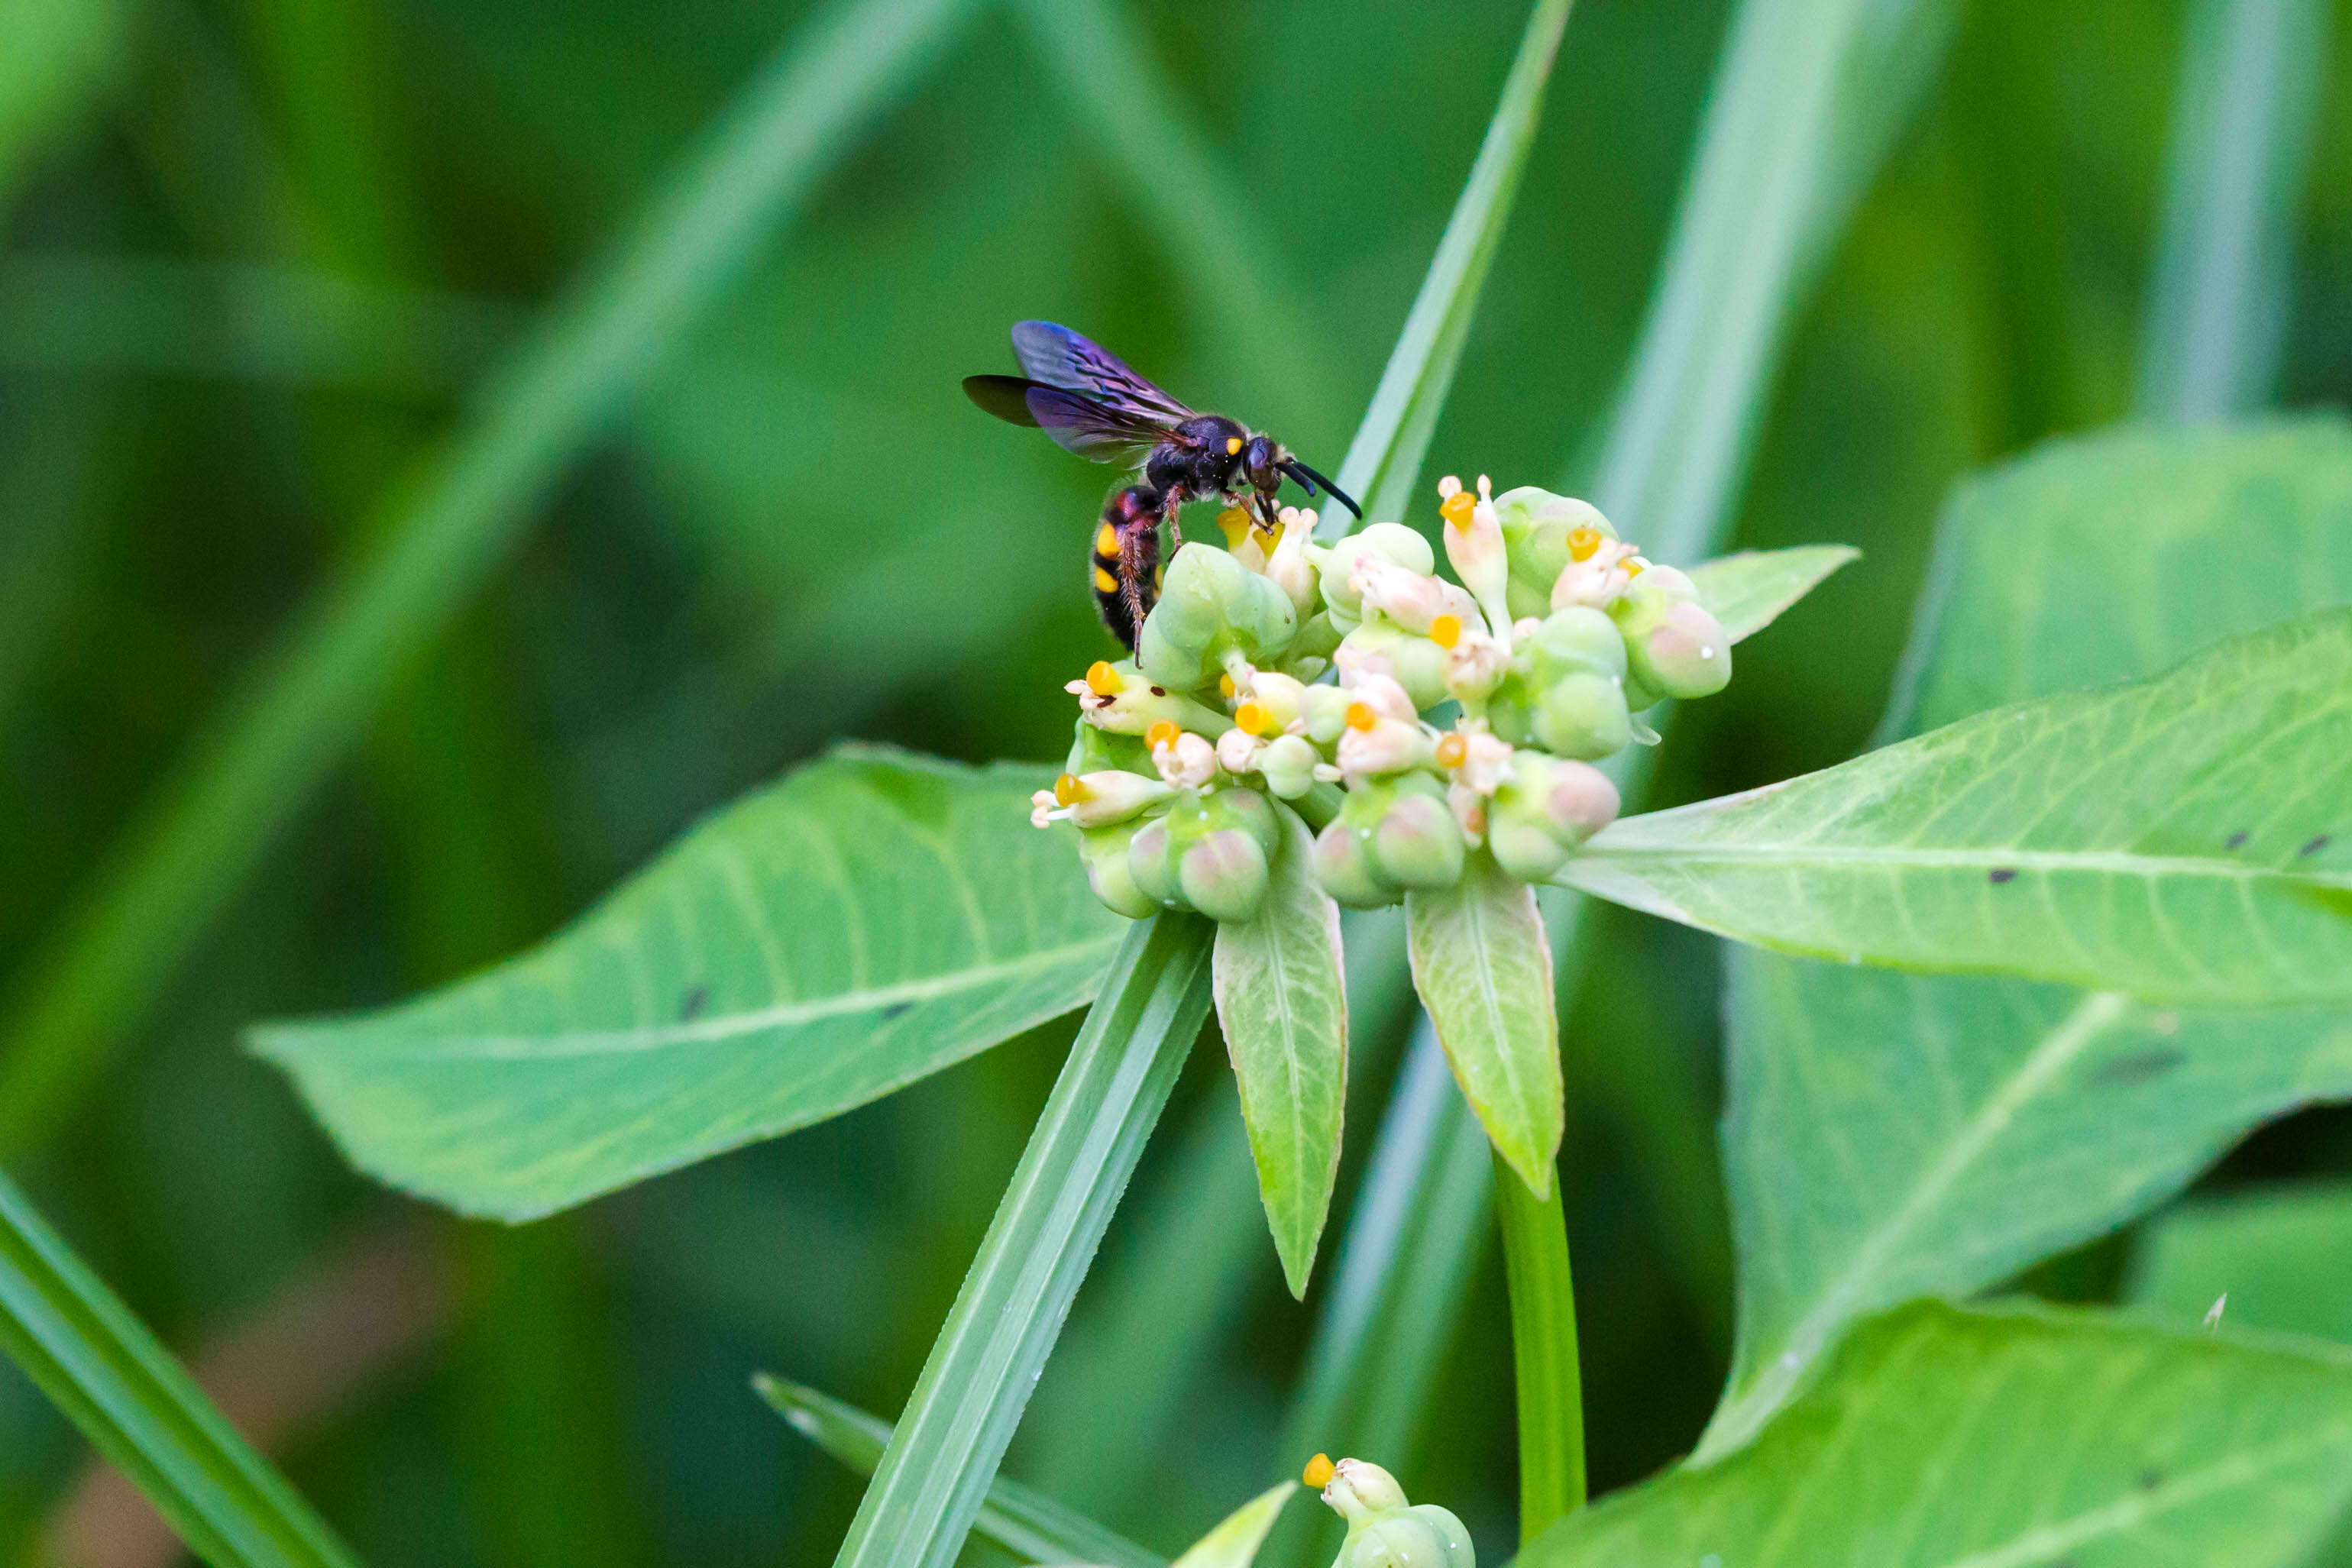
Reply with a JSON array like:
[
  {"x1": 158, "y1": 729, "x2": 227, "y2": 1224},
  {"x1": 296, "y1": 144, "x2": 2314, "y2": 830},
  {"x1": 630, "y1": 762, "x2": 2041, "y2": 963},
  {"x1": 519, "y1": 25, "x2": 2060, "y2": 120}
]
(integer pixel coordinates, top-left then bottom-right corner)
[{"x1": 2, "y1": 0, "x2": 2350, "y2": 1564}]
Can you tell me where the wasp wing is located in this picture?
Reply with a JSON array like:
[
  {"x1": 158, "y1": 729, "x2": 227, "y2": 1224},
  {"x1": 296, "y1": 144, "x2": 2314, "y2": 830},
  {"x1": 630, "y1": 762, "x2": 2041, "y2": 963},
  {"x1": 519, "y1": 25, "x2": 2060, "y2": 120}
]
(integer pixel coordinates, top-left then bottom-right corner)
[
  {"x1": 962, "y1": 374, "x2": 1163, "y2": 464},
  {"x1": 1010, "y1": 322, "x2": 1195, "y2": 424}
]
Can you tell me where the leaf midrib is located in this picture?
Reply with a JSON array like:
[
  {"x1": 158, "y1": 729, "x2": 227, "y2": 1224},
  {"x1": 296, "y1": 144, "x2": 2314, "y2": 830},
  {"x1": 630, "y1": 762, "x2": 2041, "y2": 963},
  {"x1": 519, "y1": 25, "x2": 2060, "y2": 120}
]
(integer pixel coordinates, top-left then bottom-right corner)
[
  {"x1": 1571, "y1": 843, "x2": 2351, "y2": 887},
  {"x1": 259, "y1": 936, "x2": 1121, "y2": 1061}
]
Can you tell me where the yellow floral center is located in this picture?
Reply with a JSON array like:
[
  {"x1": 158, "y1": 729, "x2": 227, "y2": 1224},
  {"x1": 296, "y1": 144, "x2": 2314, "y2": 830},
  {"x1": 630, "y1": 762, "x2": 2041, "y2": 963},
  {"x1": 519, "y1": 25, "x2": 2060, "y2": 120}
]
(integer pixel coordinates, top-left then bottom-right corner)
[
  {"x1": 1438, "y1": 490, "x2": 1475, "y2": 532},
  {"x1": 1235, "y1": 702, "x2": 1272, "y2": 736},
  {"x1": 1216, "y1": 507, "x2": 1254, "y2": 547},
  {"x1": 1429, "y1": 613, "x2": 1462, "y2": 649},
  {"x1": 1053, "y1": 773, "x2": 1088, "y2": 807},
  {"x1": 1146, "y1": 719, "x2": 1180, "y2": 751},
  {"x1": 1344, "y1": 702, "x2": 1377, "y2": 732},
  {"x1": 1566, "y1": 524, "x2": 1602, "y2": 561},
  {"x1": 1302, "y1": 1453, "x2": 1336, "y2": 1489},
  {"x1": 1435, "y1": 732, "x2": 1467, "y2": 768},
  {"x1": 1085, "y1": 661, "x2": 1122, "y2": 697}
]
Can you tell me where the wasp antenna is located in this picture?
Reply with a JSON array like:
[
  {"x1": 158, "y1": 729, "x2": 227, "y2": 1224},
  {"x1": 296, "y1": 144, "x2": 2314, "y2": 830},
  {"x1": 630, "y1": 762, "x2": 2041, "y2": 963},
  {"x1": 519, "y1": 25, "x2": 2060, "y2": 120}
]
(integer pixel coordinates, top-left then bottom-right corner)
[{"x1": 1286, "y1": 461, "x2": 1360, "y2": 519}]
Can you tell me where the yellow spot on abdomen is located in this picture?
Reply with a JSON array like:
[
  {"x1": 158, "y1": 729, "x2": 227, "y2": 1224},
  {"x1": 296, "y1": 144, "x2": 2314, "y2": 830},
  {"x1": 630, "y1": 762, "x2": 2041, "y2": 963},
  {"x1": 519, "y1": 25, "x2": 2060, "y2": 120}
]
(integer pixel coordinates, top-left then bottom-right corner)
[
  {"x1": 1096, "y1": 522, "x2": 1120, "y2": 557},
  {"x1": 1093, "y1": 566, "x2": 1119, "y2": 593}
]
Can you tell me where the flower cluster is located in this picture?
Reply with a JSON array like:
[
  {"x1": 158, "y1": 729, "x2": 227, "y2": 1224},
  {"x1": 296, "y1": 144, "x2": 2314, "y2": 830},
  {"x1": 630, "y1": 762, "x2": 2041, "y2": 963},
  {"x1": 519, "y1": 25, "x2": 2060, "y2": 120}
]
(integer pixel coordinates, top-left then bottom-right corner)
[{"x1": 1031, "y1": 478, "x2": 1735, "y2": 923}]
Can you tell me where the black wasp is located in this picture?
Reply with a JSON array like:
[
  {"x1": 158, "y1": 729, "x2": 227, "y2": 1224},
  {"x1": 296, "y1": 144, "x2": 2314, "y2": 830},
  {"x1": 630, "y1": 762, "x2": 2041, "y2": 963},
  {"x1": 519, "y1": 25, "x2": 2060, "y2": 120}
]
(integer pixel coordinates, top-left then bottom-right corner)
[{"x1": 964, "y1": 321, "x2": 1359, "y2": 651}]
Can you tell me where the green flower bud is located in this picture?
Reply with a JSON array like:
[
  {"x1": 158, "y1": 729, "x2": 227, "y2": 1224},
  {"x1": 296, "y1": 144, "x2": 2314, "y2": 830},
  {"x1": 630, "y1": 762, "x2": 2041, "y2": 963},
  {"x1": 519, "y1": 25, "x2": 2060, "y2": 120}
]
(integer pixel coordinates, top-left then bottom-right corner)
[
  {"x1": 1612, "y1": 567, "x2": 1731, "y2": 701},
  {"x1": 1519, "y1": 606, "x2": 1631, "y2": 759},
  {"x1": 1299, "y1": 684, "x2": 1357, "y2": 746},
  {"x1": 1131, "y1": 787, "x2": 1280, "y2": 922},
  {"x1": 1079, "y1": 820, "x2": 1161, "y2": 919},
  {"x1": 1320, "y1": 1460, "x2": 1476, "y2": 1568},
  {"x1": 1491, "y1": 486, "x2": 1616, "y2": 622},
  {"x1": 1258, "y1": 733, "x2": 1324, "y2": 799},
  {"x1": 1372, "y1": 779, "x2": 1466, "y2": 888},
  {"x1": 1137, "y1": 544, "x2": 1299, "y2": 692},
  {"x1": 1335, "y1": 620, "x2": 1449, "y2": 712},
  {"x1": 1317, "y1": 523, "x2": 1436, "y2": 620},
  {"x1": 1487, "y1": 752, "x2": 1621, "y2": 882}
]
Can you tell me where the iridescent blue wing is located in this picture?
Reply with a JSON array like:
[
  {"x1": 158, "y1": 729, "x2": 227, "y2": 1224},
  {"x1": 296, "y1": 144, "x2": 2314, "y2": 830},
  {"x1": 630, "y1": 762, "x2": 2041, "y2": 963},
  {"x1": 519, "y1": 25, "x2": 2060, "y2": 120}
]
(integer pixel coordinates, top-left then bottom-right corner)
[
  {"x1": 1009, "y1": 321, "x2": 1195, "y2": 424},
  {"x1": 962, "y1": 375, "x2": 1161, "y2": 464}
]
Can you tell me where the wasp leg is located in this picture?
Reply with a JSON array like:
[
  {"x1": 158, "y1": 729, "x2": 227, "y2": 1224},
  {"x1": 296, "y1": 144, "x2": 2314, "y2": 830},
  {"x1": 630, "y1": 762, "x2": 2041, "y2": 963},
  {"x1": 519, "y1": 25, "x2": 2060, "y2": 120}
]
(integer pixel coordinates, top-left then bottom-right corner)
[{"x1": 1120, "y1": 504, "x2": 1162, "y2": 644}]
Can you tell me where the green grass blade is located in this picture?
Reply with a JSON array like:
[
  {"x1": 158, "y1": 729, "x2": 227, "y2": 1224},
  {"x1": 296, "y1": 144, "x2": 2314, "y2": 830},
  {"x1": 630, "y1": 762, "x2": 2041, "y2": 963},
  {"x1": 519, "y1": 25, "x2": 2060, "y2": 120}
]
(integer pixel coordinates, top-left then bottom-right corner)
[
  {"x1": 755, "y1": 1376, "x2": 1166, "y2": 1568},
  {"x1": 0, "y1": 1169, "x2": 361, "y2": 1568},
  {"x1": 826, "y1": 914, "x2": 1215, "y2": 1568},
  {"x1": 1315, "y1": 0, "x2": 1576, "y2": 538},
  {"x1": 0, "y1": 0, "x2": 979, "y2": 1156},
  {"x1": 1490, "y1": 1152, "x2": 1584, "y2": 1539},
  {"x1": 2137, "y1": 0, "x2": 2330, "y2": 421},
  {"x1": 1586, "y1": 0, "x2": 1959, "y2": 565}
]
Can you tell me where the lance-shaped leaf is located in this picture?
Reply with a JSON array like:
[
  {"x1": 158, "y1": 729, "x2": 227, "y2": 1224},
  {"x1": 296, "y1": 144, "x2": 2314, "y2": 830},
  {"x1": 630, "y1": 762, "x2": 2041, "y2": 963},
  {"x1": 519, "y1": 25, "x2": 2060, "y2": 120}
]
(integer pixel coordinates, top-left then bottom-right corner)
[
  {"x1": 1406, "y1": 852, "x2": 1559, "y2": 1197},
  {"x1": 254, "y1": 745, "x2": 1124, "y2": 1218},
  {"x1": 1687, "y1": 543, "x2": 1859, "y2": 643},
  {"x1": 1703, "y1": 422, "x2": 2352, "y2": 1460},
  {"x1": 1213, "y1": 803, "x2": 1347, "y2": 1298},
  {"x1": 1523, "y1": 1301, "x2": 2352, "y2": 1568},
  {"x1": 1170, "y1": 1482, "x2": 1296, "y2": 1568},
  {"x1": 1559, "y1": 606, "x2": 2352, "y2": 1007}
]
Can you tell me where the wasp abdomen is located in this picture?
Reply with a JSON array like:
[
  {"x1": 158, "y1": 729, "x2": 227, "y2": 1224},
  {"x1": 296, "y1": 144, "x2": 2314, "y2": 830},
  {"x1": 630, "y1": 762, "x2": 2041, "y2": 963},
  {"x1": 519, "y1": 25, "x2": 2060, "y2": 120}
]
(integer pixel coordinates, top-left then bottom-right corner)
[{"x1": 1093, "y1": 484, "x2": 1165, "y2": 652}]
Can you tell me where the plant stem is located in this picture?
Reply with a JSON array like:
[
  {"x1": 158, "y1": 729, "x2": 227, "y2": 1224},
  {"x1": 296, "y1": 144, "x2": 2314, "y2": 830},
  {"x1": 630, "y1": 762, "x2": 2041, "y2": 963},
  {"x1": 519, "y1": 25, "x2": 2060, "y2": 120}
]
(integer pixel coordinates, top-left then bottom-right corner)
[
  {"x1": 1491, "y1": 1150, "x2": 1586, "y2": 1541},
  {"x1": 828, "y1": 913, "x2": 1215, "y2": 1568}
]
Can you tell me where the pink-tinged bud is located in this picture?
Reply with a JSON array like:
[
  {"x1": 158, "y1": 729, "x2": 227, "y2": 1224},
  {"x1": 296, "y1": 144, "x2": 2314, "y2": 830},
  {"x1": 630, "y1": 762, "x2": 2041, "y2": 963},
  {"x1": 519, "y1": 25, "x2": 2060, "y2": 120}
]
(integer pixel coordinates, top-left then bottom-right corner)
[
  {"x1": 1179, "y1": 828, "x2": 1271, "y2": 922},
  {"x1": 1373, "y1": 788, "x2": 1465, "y2": 888},
  {"x1": 1313, "y1": 815, "x2": 1397, "y2": 909},
  {"x1": 1489, "y1": 753, "x2": 1621, "y2": 882},
  {"x1": 1126, "y1": 816, "x2": 1180, "y2": 907},
  {"x1": 1350, "y1": 556, "x2": 1454, "y2": 632},
  {"x1": 1626, "y1": 598, "x2": 1732, "y2": 700},
  {"x1": 1215, "y1": 728, "x2": 1263, "y2": 776},
  {"x1": 1441, "y1": 627, "x2": 1508, "y2": 705},
  {"x1": 1318, "y1": 524, "x2": 1435, "y2": 619}
]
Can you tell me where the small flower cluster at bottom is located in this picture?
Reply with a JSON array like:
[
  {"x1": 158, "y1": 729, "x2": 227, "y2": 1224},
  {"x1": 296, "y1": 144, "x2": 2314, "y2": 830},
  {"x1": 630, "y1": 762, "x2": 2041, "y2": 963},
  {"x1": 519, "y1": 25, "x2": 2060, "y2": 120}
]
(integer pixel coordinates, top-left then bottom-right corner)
[{"x1": 1032, "y1": 477, "x2": 1735, "y2": 922}]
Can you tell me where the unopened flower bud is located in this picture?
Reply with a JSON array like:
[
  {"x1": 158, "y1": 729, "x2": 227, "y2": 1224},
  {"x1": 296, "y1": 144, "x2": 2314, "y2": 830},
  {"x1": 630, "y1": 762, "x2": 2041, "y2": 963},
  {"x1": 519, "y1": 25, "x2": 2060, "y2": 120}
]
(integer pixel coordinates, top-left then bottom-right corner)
[
  {"x1": 1321, "y1": 1460, "x2": 1475, "y2": 1568},
  {"x1": 1137, "y1": 543, "x2": 1299, "y2": 692},
  {"x1": 1299, "y1": 684, "x2": 1358, "y2": 745},
  {"x1": 1336, "y1": 620, "x2": 1448, "y2": 712},
  {"x1": 1257, "y1": 733, "x2": 1323, "y2": 799},
  {"x1": 1488, "y1": 752, "x2": 1621, "y2": 881},
  {"x1": 1215, "y1": 727, "x2": 1263, "y2": 776},
  {"x1": 1338, "y1": 670, "x2": 1418, "y2": 723},
  {"x1": 1179, "y1": 826, "x2": 1271, "y2": 921},
  {"x1": 1313, "y1": 807, "x2": 1397, "y2": 909},
  {"x1": 1373, "y1": 782, "x2": 1466, "y2": 888},
  {"x1": 1523, "y1": 606, "x2": 1633, "y2": 758},
  {"x1": 1614, "y1": 570, "x2": 1732, "y2": 700},
  {"x1": 1318, "y1": 523, "x2": 1435, "y2": 622},
  {"x1": 1079, "y1": 820, "x2": 1163, "y2": 919}
]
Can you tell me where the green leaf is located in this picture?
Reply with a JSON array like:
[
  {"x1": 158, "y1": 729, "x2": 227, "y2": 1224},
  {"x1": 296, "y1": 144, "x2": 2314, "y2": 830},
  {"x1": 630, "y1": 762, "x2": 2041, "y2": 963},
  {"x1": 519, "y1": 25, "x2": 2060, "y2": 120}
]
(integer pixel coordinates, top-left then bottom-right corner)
[
  {"x1": 1885, "y1": 417, "x2": 2352, "y2": 743},
  {"x1": 1314, "y1": 0, "x2": 1574, "y2": 537},
  {"x1": 0, "y1": 1170, "x2": 361, "y2": 1568},
  {"x1": 0, "y1": 0, "x2": 126, "y2": 207},
  {"x1": 254, "y1": 746, "x2": 1124, "y2": 1218},
  {"x1": 1170, "y1": 1482, "x2": 1296, "y2": 1568},
  {"x1": 1686, "y1": 544, "x2": 1859, "y2": 643},
  {"x1": 826, "y1": 914, "x2": 1215, "y2": 1568},
  {"x1": 1213, "y1": 803, "x2": 1347, "y2": 1299},
  {"x1": 1406, "y1": 853, "x2": 1560, "y2": 1197},
  {"x1": 1704, "y1": 956, "x2": 2352, "y2": 1457},
  {"x1": 1525, "y1": 1301, "x2": 2352, "y2": 1568},
  {"x1": 1706, "y1": 421, "x2": 2352, "y2": 1459},
  {"x1": 0, "y1": 0, "x2": 982, "y2": 1159},
  {"x1": 2129, "y1": 1180, "x2": 2352, "y2": 1346},
  {"x1": 755, "y1": 1377, "x2": 1165, "y2": 1568},
  {"x1": 1562, "y1": 607, "x2": 2352, "y2": 1008}
]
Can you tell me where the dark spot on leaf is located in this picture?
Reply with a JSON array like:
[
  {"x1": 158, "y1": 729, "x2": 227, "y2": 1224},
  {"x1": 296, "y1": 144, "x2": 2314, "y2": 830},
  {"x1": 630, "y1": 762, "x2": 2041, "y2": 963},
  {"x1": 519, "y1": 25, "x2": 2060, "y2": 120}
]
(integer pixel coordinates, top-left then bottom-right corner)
[
  {"x1": 1150, "y1": 686, "x2": 1166, "y2": 697},
  {"x1": 681, "y1": 985, "x2": 708, "y2": 1020},
  {"x1": 881, "y1": 1001, "x2": 914, "y2": 1021},
  {"x1": 2093, "y1": 1047, "x2": 2185, "y2": 1087},
  {"x1": 2224, "y1": 830, "x2": 2248, "y2": 851},
  {"x1": 1988, "y1": 868, "x2": 2017, "y2": 884},
  {"x1": 2138, "y1": 1467, "x2": 2163, "y2": 1492},
  {"x1": 2302, "y1": 833, "x2": 2333, "y2": 858}
]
